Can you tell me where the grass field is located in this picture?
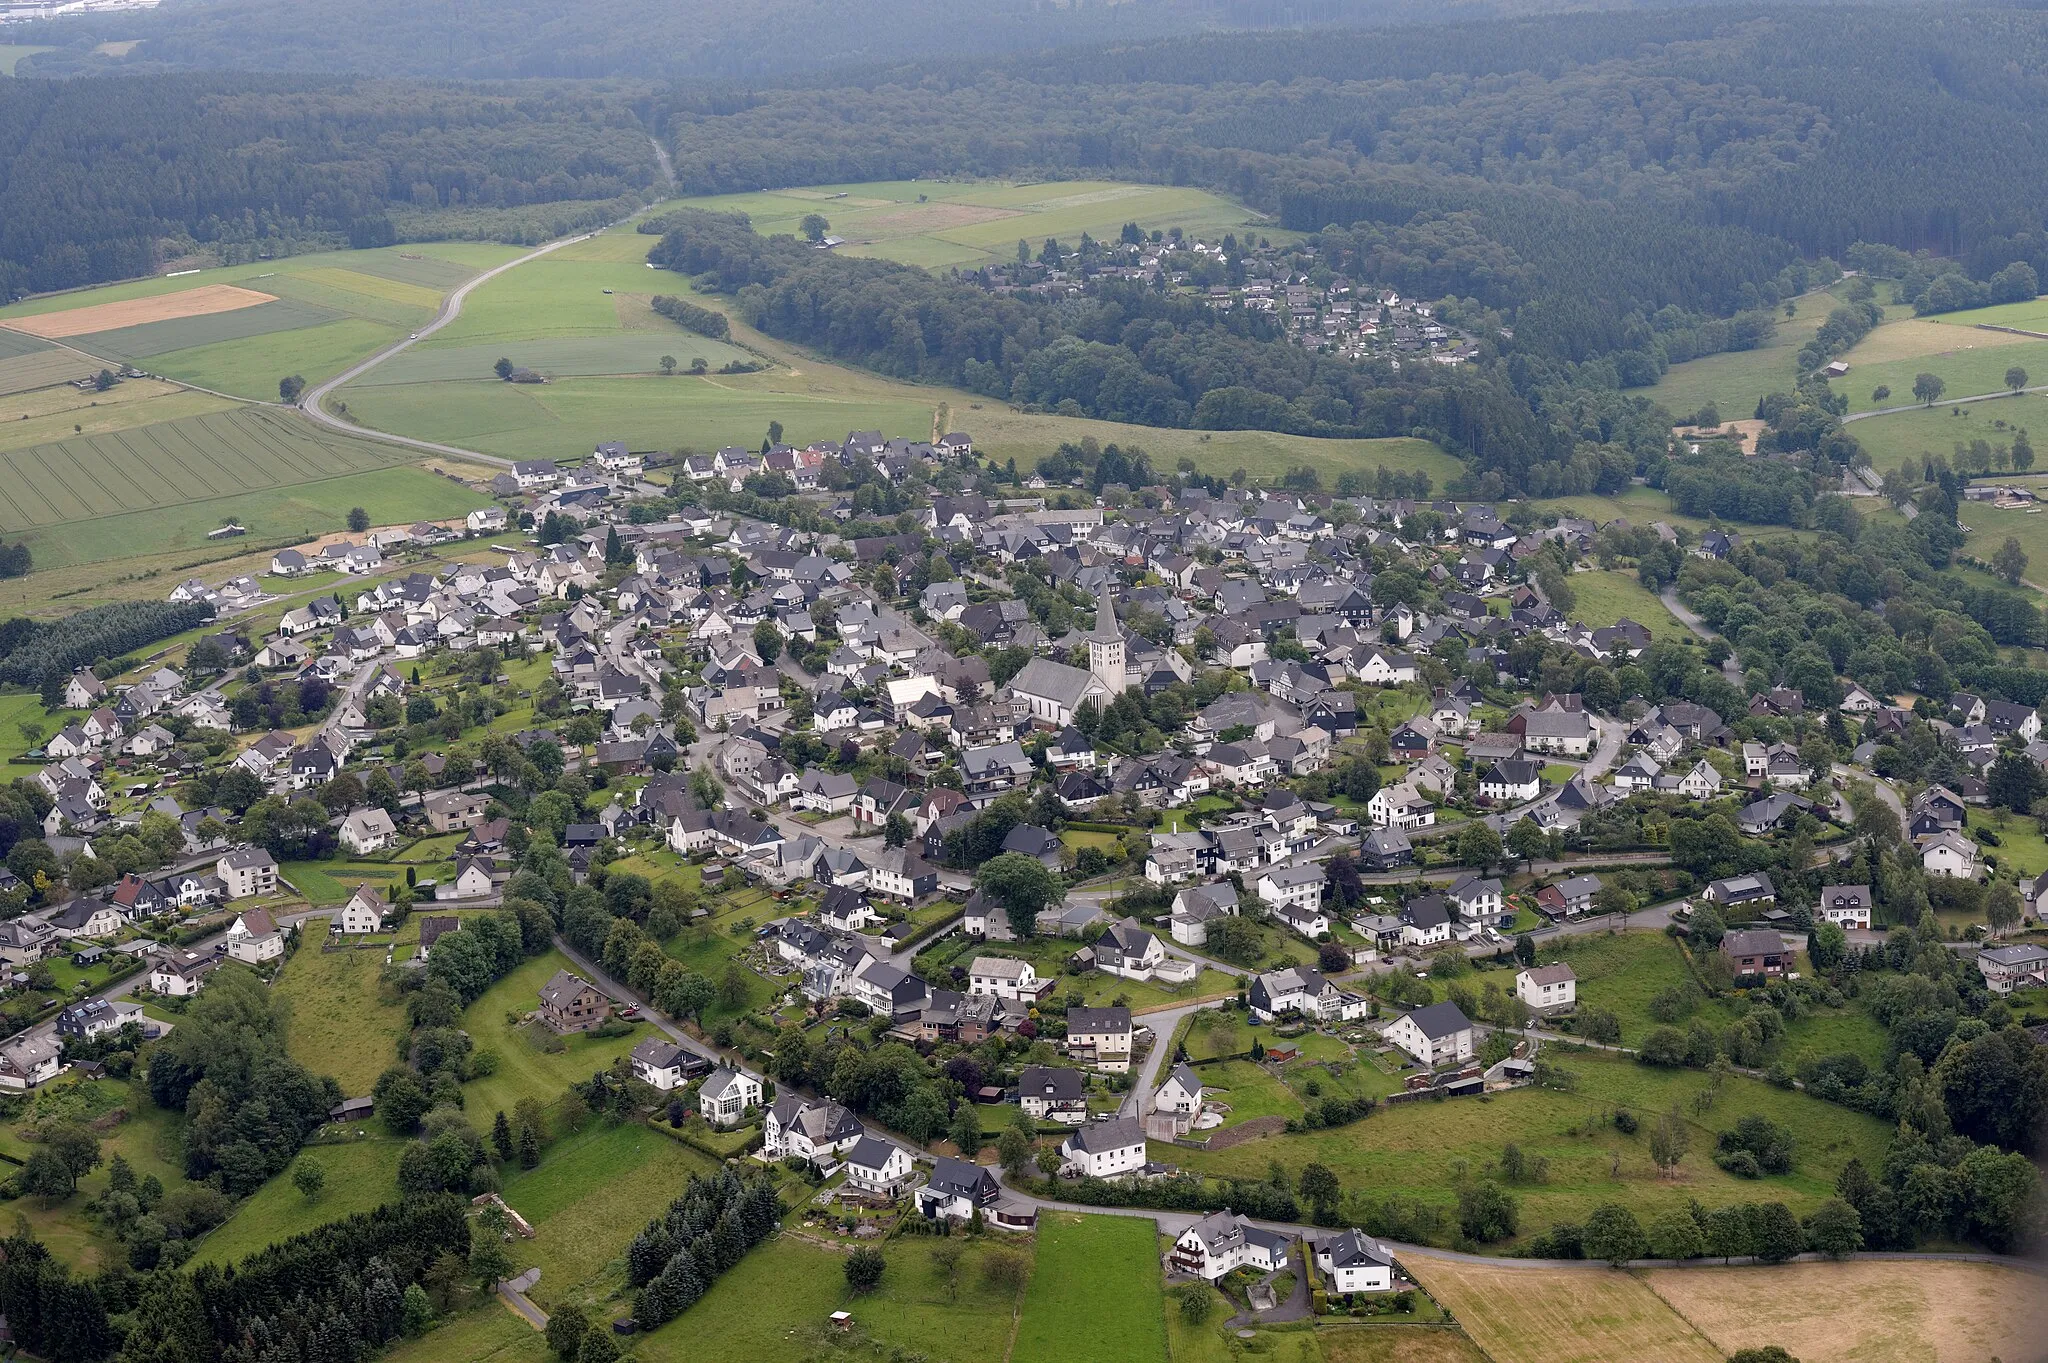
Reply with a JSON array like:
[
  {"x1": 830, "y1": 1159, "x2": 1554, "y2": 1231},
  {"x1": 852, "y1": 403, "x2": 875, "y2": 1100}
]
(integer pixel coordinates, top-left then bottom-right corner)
[
  {"x1": 190, "y1": 1138, "x2": 404, "y2": 1267},
  {"x1": 1645, "y1": 1259, "x2": 2048, "y2": 1363},
  {"x1": 1013, "y1": 1213, "x2": 1168, "y2": 1363},
  {"x1": 671, "y1": 179, "x2": 1276, "y2": 272},
  {"x1": 1406, "y1": 1260, "x2": 1722, "y2": 1363},
  {"x1": 5, "y1": 1077, "x2": 187, "y2": 1271},
  {"x1": 274, "y1": 941, "x2": 408, "y2": 1094},
  {"x1": 1958, "y1": 496, "x2": 2048, "y2": 595},
  {"x1": 0, "y1": 45, "x2": 52, "y2": 73},
  {"x1": 1175, "y1": 1047, "x2": 1887, "y2": 1243},
  {"x1": 1647, "y1": 291, "x2": 1834, "y2": 422},
  {"x1": 1564, "y1": 570, "x2": 1688, "y2": 639},
  {"x1": 459, "y1": 951, "x2": 651, "y2": 1118},
  {"x1": 499, "y1": 1120, "x2": 717, "y2": 1310},
  {"x1": 1842, "y1": 393, "x2": 2047, "y2": 470},
  {"x1": 383, "y1": 1306, "x2": 547, "y2": 1363},
  {"x1": 0, "y1": 349, "x2": 94, "y2": 396}
]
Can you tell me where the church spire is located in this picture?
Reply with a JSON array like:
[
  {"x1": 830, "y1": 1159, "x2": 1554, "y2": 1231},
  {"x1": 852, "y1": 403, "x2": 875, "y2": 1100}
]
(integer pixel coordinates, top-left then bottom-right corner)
[{"x1": 1087, "y1": 586, "x2": 1120, "y2": 642}]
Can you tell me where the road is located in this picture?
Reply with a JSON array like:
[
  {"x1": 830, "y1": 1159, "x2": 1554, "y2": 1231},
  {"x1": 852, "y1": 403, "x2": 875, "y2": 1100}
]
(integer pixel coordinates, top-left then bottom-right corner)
[
  {"x1": 297, "y1": 234, "x2": 587, "y2": 468},
  {"x1": 1659, "y1": 587, "x2": 1744, "y2": 685},
  {"x1": 1842, "y1": 385, "x2": 2045, "y2": 422}
]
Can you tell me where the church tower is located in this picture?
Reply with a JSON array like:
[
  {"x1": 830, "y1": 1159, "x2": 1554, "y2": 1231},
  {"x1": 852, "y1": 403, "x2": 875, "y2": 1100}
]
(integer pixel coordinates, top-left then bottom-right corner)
[{"x1": 1087, "y1": 587, "x2": 1127, "y2": 695}]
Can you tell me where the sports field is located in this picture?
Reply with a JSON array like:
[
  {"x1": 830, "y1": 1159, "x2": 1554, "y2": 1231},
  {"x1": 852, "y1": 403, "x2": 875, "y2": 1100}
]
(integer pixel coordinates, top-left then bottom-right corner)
[{"x1": 671, "y1": 179, "x2": 1279, "y2": 270}]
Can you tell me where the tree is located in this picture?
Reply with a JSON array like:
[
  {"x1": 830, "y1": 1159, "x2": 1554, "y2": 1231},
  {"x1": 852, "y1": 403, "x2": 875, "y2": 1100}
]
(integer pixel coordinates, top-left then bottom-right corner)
[
  {"x1": 1175, "y1": 1281, "x2": 1215, "y2": 1323},
  {"x1": 690, "y1": 356, "x2": 708, "y2": 374},
  {"x1": 660, "y1": 355, "x2": 677, "y2": 375},
  {"x1": 1513, "y1": 933, "x2": 1537, "y2": 967},
  {"x1": 1751, "y1": 1201, "x2": 1806, "y2": 1263},
  {"x1": 1913, "y1": 372, "x2": 1946, "y2": 406},
  {"x1": 1506, "y1": 817, "x2": 1547, "y2": 866},
  {"x1": 844, "y1": 1246, "x2": 886, "y2": 1293},
  {"x1": 801, "y1": 213, "x2": 831, "y2": 243},
  {"x1": 976, "y1": 853, "x2": 1061, "y2": 938},
  {"x1": 291, "y1": 1160, "x2": 326, "y2": 1200},
  {"x1": 1992, "y1": 535, "x2": 2030, "y2": 586},
  {"x1": 278, "y1": 373, "x2": 306, "y2": 402},
  {"x1": 1986, "y1": 880, "x2": 2023, "y2": 937},
  {"x1": 997, "y1": 1125, "x2": 1032, "y2": 1180},
  {"x1": 1455, "y1": 820, "x2": 1504, "y2": 872},
  {"x1": 949, "y1": 1106, "x2": 982, "y2": 1158},
  {"x1": 347, "y1": 506, "x2": 371, "y2": 533},
  {"x1": 1298, "y1": 1162, "x2": 1341, "y2": 1217},
  {"x1": 1457, "y1": 1182, "x2": 1518, "y2": 1242},
  {"x1": 400, "y1": 1281, "x2": 435, "y2": 1336},
  {"x1": 494, "y1": 357, "x2": 515, "y2": 380},
  {"x1": 2008, "y1": 365, "x2": 2030, "y2": 395},
  {"x1": 1649, "y1": 1107, "x2": 1691, "y2": 1174},
  {"x1": 1582, "y1": 1204, "x2": 1648, "y2": 1266},
  {"x1": 1649, "y1": 1208, "x2": 1707, "y2": 1260},
  {"x1": 518, "y1": 1122, "x2": 541, "y2": 1169},
  {"x1": 884, "y1": 811, "x2": 911, "y2": 847},
  {"x1": 752, "y1": 620, "x2": 782, "y2": 664},
  {"x1": 492, "y1": 1109, "x2": 515, "y2": 1160},
  {"x1": 1803, "y1": 1198, "x2": 1863, "y2": 1258},
  {"x1": 1728, "y1": 1350, "x2": 1801, "y2": 1363}
]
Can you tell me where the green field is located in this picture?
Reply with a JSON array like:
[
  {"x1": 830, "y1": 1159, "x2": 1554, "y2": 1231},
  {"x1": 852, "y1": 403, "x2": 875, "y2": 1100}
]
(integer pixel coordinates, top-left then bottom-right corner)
[
  {"x1": 0, "y1": 348, "x2": 96, "y2": 396},
  {"x1": 1013, "y1": 1213, "x2": 1169, "y2": 1363},
  {"x1": 358, "y1": 334, "x2": 754, "y2": 385},
  {"x1": 459, "y1": 951, "x2": 652, "y2": 1117},
  {"x1": 274, "y1": 941, "x2": 409, "y2": 1094},
  {"x1": 672, "y1": 179, "x2": 1277, "y2": 272},
  {"x1": 1646, "y1": 291, "x2": 1833, "y2": 421},
  {"x1": 4, "y1": 1078, "x2": 187, "y2": 1271},
  {"x1": 1564, "y1": 569, "x2": 1688, "y2": 639},
  {"x1": 1174, "y1": 1047, "x2": 1887, "y2": 1244},
  {"x1": 190, "y1": 1138, "x2": 405, "y2": 1267},
  {"x1": 0, "y1": 45, "x2": 51, "y2": 75},
  {"x1": 1833, "y1": 327, "x2": 2048, "y2": 416},
  {"x1": 1956, "y1": 490, "x2": 2048, "y2": 592}
]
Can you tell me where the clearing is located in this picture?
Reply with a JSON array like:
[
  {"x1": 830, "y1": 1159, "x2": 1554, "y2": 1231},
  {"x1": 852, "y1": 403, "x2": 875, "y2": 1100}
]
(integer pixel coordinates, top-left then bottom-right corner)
[
  {"x1": 1405, "y1": 1259, "x2": 1721, "y2": 1363},
  {"x1": 2, "y1": 284, "x2": 278, "y2": 339}
]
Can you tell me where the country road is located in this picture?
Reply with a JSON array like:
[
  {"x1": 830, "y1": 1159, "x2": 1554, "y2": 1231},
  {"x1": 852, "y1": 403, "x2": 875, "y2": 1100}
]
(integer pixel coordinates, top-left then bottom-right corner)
[{"x1": 1842, "y1": 384, "x2": 2043, "y2": 422}]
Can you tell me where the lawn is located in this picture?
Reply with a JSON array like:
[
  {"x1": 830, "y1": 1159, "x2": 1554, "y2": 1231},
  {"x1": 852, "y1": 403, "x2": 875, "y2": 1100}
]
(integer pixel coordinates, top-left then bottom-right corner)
[
  {"x1": 1968, "y1": 805, "x2": 2048, "y2": 880},
  {"x1": 459, "y1": 951, "x2": 652, "y2": 1117},
  {"x1": 1173, "y1": 1048, "x2": 1889, "y2": 1245},
  {"x1": 633, "y1": 1229, "x2": 1026, "y2": 1363},
  {"x1": 272, "y1": 939, "x2": 409, "y2": 1094},
  {"x1": 190, "y1": 1138, "x2": 405, "y2": 1267},
  {"x1": 1317, "y1": 1327, "x2": 1492, "y2": 1363},
  {"x1": 1562, "y1": 569, "x2": 1688, "y2": 640},
  {"x1": 923, "y1": 933, "x2": 1237, "y2": 1010},
  {"x1": 499, "y1": 1120, "x2": 718, "y2": 1310},
  {"x1": 662, "y1": 924, "x2": 782, "y2": 1026},
  {"x1": 1193, "y1": 1058, "x2": 1305, "y2": 1131},
  {"x1": 1406, "y1": 1259, "x2": 1721, "y2": 1363},
  {"x1": 1645, "y1": 1259, "x2": 2048, "y2": 1363},
  {"x1": 1012, "y1": 1212, "x2": 1168, "y2": 1363},
  {"x1": 0, "y1": 45, "x2": 52, "y2": 74}
]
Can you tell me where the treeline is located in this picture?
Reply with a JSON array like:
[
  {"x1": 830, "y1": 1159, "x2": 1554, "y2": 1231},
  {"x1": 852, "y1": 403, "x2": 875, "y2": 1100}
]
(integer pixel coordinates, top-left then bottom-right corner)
[
  {"x1": 0, "y1": 600, "x2": 211, "y2": 688},
  {"x1": 0, "y1": 75, "x2": 658, "y2": 298},
  {"x1": 626, "y1": 1171, "x2": 781, "y2": 1330},
  {"x1": 647, "y1": 207, "x2": 1570, "y2": 486},
  {"x1": 650, "y1": 293, "x2": 731, "y2": 339}
]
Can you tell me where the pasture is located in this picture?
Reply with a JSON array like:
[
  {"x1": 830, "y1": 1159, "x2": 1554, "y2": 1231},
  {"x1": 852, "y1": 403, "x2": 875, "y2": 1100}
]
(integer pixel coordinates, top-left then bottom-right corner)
[
  {"x1": 670, "y1": 179, "x2": 1274, "y2": 271},
  {"x1": 189, "y1": 1138, "x2": 405, "y2": 1268},
  {"x1": 458, "y1": 950, "x2": 651, "y2": 1117},
  {"x1": 1646, "y1": 290, "x2": 1833, "y2": 422},
  {"x1": 1645, "y1": 1259, "x2": 2048, "y2": 1363},
  {"x1": 1842, "y1": 389, "x2": 2048, "y2": 469},
  {"x1": 1957, "y1": 494, "x2": 2048, "y2": 593},
  {"x1": 1012, "y1": 1213, "x2": 1169, "y2": 1363},
  {"x1": 1404, "y1": 1259, "x2": 1722, "y2": 1363},
  {"x1": 273, "y1": 940, "x2": 409, "y2": 1094},
  {"x1": 1563, "y1": 570, "x2": 1687, "y2": 639}
]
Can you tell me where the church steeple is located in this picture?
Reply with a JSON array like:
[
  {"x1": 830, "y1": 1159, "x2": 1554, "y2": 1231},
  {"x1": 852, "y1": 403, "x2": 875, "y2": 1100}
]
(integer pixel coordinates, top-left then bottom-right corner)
[{"x1": 1087, "y1": 587, "x2": 1126, "y2": 694}]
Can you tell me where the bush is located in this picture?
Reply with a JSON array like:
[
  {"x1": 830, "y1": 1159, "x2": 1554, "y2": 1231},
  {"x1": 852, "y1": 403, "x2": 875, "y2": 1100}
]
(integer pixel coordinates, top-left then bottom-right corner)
[
  {"x1": 1715, "y1": 1149, "x2": 1762, "y2": 1178},
  {"x1": 1612, "y1": 1109, "x2": 1639, "y2": 1135},
  {"x1": 1638, "y1": 1027, "x2": 1689, "y2": 1066}
]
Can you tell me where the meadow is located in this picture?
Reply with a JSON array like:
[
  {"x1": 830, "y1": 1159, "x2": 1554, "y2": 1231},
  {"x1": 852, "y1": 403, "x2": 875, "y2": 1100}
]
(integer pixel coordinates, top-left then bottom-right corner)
[
  {"x1": 668, "y1": 179, "x2": 1278, "y2": 272},
  {"x1": 1012, "y1": 1213, "x2": 1169, "y2": 1363},
  {"x1": 1841, "y1": 386, "x2": 2047, "y2": 469},
  {"x1": 0, "y1": 45, "x2": 51, "y2": 74},
  {"x1": 272, "y1": 939, "x2": 409, "y2": 1094},
  {"x1": 1, "y1": 1077, "x2": 187, "y2": 1271},
  {"x1": 1645, "y1": 289, "x2": 1835, "y2": 422},
  {"x1": 189, "y1": 1138, "x2": 405, "y2": 1267},
  {"x1": 458, "y1": 950, "x2": 652, "y2": 1118},
  {"x1": 1956, "y1": 496, "x2": 2048, "y2": 592},
  {"x1": 1405, "y1": 1259, "x2": 1723, "y2": 1363},
  {"x1": 1563, "y1": 569, "x2": 1688, "y2": 639}
]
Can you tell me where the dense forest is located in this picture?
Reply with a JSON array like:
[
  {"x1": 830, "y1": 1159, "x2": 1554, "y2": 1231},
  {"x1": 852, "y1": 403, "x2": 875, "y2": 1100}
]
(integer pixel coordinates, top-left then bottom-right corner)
[{"x1": 0, "y1": 76, "x2": 658, "y2": 298}]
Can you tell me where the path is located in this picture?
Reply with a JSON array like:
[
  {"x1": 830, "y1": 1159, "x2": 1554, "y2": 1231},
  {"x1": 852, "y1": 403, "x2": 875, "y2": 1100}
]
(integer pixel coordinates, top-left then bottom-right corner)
[
  {"x1": 648, "y1": 135, "x2": 677, "y2": 190},
  {"x1": 1659, "y1": 587, "x2": 1744, "y2": 685},
  {"x1": 497, "y1": 1275, "x2": 548, "y2": 1329},
  {"x1": 1843, "y1": 385, "x2": 2043, "y2": 422},
  {"x1": 296, "y1": 236, "x2": 590, "y2": 468}
]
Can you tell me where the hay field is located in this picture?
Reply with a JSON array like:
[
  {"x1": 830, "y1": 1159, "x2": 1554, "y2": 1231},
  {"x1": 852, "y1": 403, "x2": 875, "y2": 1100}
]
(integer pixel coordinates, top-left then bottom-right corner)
[
  {"x1": 1404, "y1": 1259, "x2": 1722, "y2": 1363},
  {"x1": 3, "y1": 283, "x2": 277, "y2": 338},
  {"x1": 1647, "y1": 1259, "x2": 2048, "y2": 1363},
  {"x1": 0, "y1": 350, "x2": 95, "y2": 397}
]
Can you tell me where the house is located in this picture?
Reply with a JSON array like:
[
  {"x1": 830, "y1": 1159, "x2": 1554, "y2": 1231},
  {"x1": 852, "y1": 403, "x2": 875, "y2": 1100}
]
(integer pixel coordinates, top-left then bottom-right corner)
[
  {"x1": 819, "y1": 887, "x2": 880, "y2": 933},
  {"x1": 968, "y1": 956, "x2": 1044, "y2": 1001},
  {"x1": 1515, "y1": 962, "x2": 1577, "y2": 1013},
  {"x1": 338, "y1": 806, "x2": 398, "y2": 855},
  {"x1": 1446, "y1": 873, "x2": 1505, "y2": 925},
  {"x1": 537, "y1": 969, "x2": 611, "y2": 1033},
  {"x1": 1384, "y1": 1000, "x2": 1476, "y2": 1067},
  {"x1": 414, "y1": 915, "x2": 461, "y2": 961},
  {"x1": 1018, "y1": 1065, "x2": 1089, "y2": 1122},
  {"x1": 1399, "y1": 896, "x2": 1452, "y2": 947},
  {"x1": 1920, "y1": 829, "x2": 1978, "y2": 879},
  {"x1": 1719, "y1": 929, "x2": 1790, "y2": 981},
  {"x1": 448, "y1": 856, "x2": 497, "y2": 900},
  {"x1": 1360, "y1": 827, "x2": 1414, "y2": 871},
  {"x1": 1169, "y1": 882, "x2": 1238, "y2": 946},
  {"x1": 0, "y1": 1035, "x2": 61, "y2": 1092},
  {"x1": 337, "y1": 884, "x2": 392, "y2": 935},
  {"x1": 1153, "y1": 1063, "x2": 1204, "y2": 1117},
  {"x1": 698, "y1": 1066, "x2": 763, "y2": 1125},
  {"x1": 1536, "y1": 874, "x2": 1601, "y2": 919},
  {"x1": 763, "y1": 1095, "x2": 866, "y2": 1162},
  {"x1": 424, "y1": 789, "x2": 489, "y2": 833},
  {"x1": 0, "y1": 917, "x2": 56, "y2": 966},
  {"x1": 1701, "y1": 873, "x2": 1776, "y2": 908},
  {"x1": 1315, "y1": 1230, "x2": 1396, "y2": 1294},
  {"x1": 1061, "y1": 1115, "x2": 1147, "y2": 1178},
  {"x1": 62, "y1": 669, "x2": 106, "y2": 710},
  {"x1": 56, "y1": 997, "x2": 145, "y2": 1041},
  {"x1": 1093, "y1": 917, "x2": 1167, "y2": 980},
  {"x1": 843, "y1": 1135, "x2": 916, "y2": 1197},
  {"x1": 149, "y1": 948, "x2": 217, "y2": 997},
  {"x1": 916, "y1": 1156, "x2": 1002, "y2": 1224},
  {"x1": 224, "y1": 907, "x2": 284, "y2": 964},
  {"x1": 1064, "y1": 1005, "x2": 1134, "y2": 1072},
  {"x1": 1365, "y1": 782, "x2": 1435, "y2": 830},
  {"x1": 1976, "y1": 943, "x2": 2048, "y2": 995},
  {"x1": 45, "y1": 897, "x2": 124, "y2": 940},
  {"x1": 1248, "y1": 965, "x2": 1367, "y2": 1023},
  {"x1": 629, "y1": 1038, "x2": 700, "y2": 1092},
  {"x1": 1256, "y1": 863, "x2": 1326, "y2": 917},
  {"x1": 215, "y1": 846, "x2": 278, "y2": 899},
  {"x1": 999, "y1": 823, "x2": 1063, "y2": 869},
  {"x1": 867, "y1": 847, "x2": 940, "y2": 902},
  {"x1": 1479, "y1": 758, "x2": 1542, "y2": 803},
  {"x1": 1168, "y1": 1210, "x2": 1291, "y2": 1279},
  {"x1": 1816, "y1": 884, "x2": 1874, "y2": 930},
  {"x1": 1517, "y1": 706, "x2": 1595, "y2": 756}
]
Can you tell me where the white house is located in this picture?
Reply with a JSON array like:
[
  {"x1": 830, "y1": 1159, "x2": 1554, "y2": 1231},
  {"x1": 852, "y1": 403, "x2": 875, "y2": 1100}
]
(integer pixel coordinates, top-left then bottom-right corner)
[
  {"x1": 1366, "y1": 782, "x2": 1435, "y2": 830},
  {"x1": 215, "y1": 845, "x2": 279, "y2": 899},
  {"x1": 336, "y1": 884, "x2": 392, "y2": 935},
  {"x1": 763, "y1": 1095, "x2": 865, "y2": 1162},
  {"x1": 1920, "y1": 830, "x2": 1978, "y2": 879},
  {"x1": 1976, "y1": 943, "x2": 2048, "y2": 996},
  {"x1": 1061, "y1": 1115, "x2": 1147, "y2": 1178},
  {"x1": 1314, "y1": 1230, "x2": 1396, "y2": 1294},
  {"x1": 697, "y1": 1065, "x2": 763, "y2": 1126},
  {"x1": 1169, "y1": 1210, "x2": 1291, "y2": 1280},
  {"x1": 223, "y1": 908, "x2": 284, "y2": 964},
  {"x1": 1247, "y1": 966, "x2": 1368, "y2": 1023},
  {"x1": 1092, "y1": 917, "x2": 1168, "y2": 981},
  {"x1": 149, "y1": 948, "x2": 216, "y2": 997},
  {"x1": 1816, "y1": 884, "x2": 1874, "y2": 930},
  {"x1": 1153, "y1": 1063, "x2": 1204, "y2": 1118},
  {"x1": 1256, "y1": 863, "x2": 1326, "y2": 915},
  {"x1": 1514, "y1": 962, "x2": 1576, "y2": 1013},
  {"x1": 630, "y1": 1038, "x2": 696, "y2": 1092},
  {"x1": 1384, "y1": 1001, "x2": 1476, "y2": 1068},
  {"x1": 1170, "y1": 882, "x2": 1238, "y2": 947},
  {"x1": 0, "y1": 1035, "x2": 62, "y2": 1091},
  {"x1": 968, "y1": 956, "x2": 1041, "y2": 1001},
  {"x1": 1018, "y1": 1065, "x2": 1088, "y2": 1123},
  {"x1": 916, "y1": 1156, "x2": 1002, "y2": 1224},
  {"x1": 338, "y1": 806, "x2": 398, "y2": 855},
  {"x1": 1479, "y1": 758, "x2": 1542, "y2": 803},
  {"x1": 843, "y1": 1134, "x2": 916, "y2": 1197},
  {"x1": 1064, "y1": 1006, "x2": 1133, "y2": 1072}
]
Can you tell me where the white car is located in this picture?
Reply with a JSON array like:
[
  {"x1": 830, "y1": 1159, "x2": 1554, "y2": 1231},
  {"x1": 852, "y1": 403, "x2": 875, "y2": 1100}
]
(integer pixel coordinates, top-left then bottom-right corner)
[{"x1": 408, "y1": 333, "x2": 418, "y2": 340}]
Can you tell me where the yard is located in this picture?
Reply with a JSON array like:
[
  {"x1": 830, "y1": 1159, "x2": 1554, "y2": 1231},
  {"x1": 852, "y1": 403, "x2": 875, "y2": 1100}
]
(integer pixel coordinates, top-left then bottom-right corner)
[
  {"x1": 272, "y1": 939, "x2": 409, "y2": 1094},
  {"x1": 1012, "y1": 1213, "x2": 1169, "y2": 1363},
  {"x1": 458, "y1": 950, "x2": 652, "y2": 1118}
]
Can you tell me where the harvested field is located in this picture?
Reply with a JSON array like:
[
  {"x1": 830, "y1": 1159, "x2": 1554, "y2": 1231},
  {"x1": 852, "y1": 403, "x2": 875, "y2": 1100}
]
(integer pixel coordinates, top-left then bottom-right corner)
[
  {"x1": 4, "y1": 283, "x2": 277, "y2": 338},
  {"x1": 1403, "y1": 1259, "x2": 1721, "y2": 1363},
  {"x1": 66, "y1": 298, "x2": 340, "y2": 361},
  {"x1": 1318, "y1": 1327, "x2": 1490, "y2": 1363},
  {"x1": 1647, "y1": 1259, "x2": 2048, "y2": 1363},
  {"x1": 0, "y1": 349, "x2": 92, "y2": 397},
  {"x1": 1841, "y1": 317, "x2": 2034, "y2": 365}
]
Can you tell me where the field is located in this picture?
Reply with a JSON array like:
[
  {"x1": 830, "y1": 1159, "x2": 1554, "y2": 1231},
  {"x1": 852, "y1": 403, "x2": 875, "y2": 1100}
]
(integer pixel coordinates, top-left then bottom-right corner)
[
  {"x1": 1836, "y1": 330, "x2": 2048, "y2": 416},
  {"x1": 671, "y1": 179, "x2": 1277, "y2": 272},
  {"x1": 458, "y1": 950, "x2": 652, "y2": 1118},
  {"x1": 189, "y1": 1138, "x2": 405, "y2": 1267},
  {"x1": 2, "y1": 1079, "x2": 187, "y2": 1270},
  {"x1": 1563, "y1": 570, "x2": 1688, "y2": 639},
  {"x1": 1646, "y1": 290, "x2": 1834, "y2": 421},
  {"x1": 0, "y1": 349, "x2": 95, "y2": 396},
  {"x1": 1013, "y1": 1212, "x2": 1169, "y2": 1363},
  {"x1": 273, "y1": 941, "x2": 409, "y2": 1094},
  {"x1": 0, "y1": 45, "x2": 51, "y2": 73},
  {"x1": 1957, "y1": 496, "x2": 2048, "y2": 594},
  {"x1": 1405, "y1": 1259, "x2": 1722, "y2": 1363},
  {"x1": 1849, "y1": 394, "x2": 2046, "y2": 474},
  {"x1": 1174, "y1": 1048, "x2": 1888, "y2": 1243},
  {"x1": 1645, "y1": 1259, "x2": 2048, "y2": 1363},
  {"x1": 1, "y1": 283, "x2": 279, "y2": 339}
]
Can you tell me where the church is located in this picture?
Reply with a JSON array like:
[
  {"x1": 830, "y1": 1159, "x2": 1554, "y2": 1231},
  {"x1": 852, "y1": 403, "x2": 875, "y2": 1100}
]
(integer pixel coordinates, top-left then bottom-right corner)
[{"x1": 1005, "y1": 588, "x2": 1131, "y2": 726}]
